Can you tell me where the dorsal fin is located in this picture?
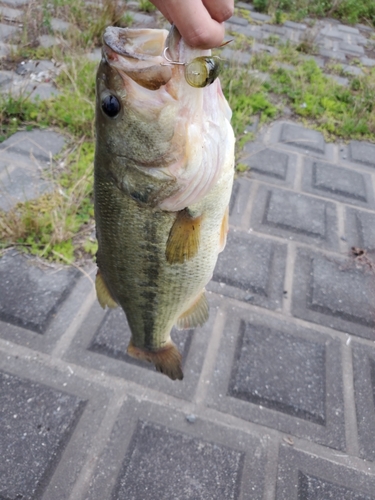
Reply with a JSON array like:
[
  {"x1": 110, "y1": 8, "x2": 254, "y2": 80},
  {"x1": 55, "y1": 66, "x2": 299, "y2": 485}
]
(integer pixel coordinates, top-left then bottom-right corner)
[{"x1": 176, "y1": 290, "x2": 209, "y2": 330}]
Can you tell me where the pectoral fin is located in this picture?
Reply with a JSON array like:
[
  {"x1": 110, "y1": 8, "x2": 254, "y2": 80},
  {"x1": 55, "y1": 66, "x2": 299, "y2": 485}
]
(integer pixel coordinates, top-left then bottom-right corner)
[
  {"x1": 95, "y1": 269, "x2": 118, "y2": 309},
  {"x1": 127, "y1": 339, "x2": 183, "y2": 381},
  {"x1": 166, "y1": 209, "x2": 202, "y2": 264},
  {"x1": 219, "y1": 206, "x2": 229, "y2": 252},
  {"x1": 176, "y1": 290, "x2": 209, "y2": 330}
]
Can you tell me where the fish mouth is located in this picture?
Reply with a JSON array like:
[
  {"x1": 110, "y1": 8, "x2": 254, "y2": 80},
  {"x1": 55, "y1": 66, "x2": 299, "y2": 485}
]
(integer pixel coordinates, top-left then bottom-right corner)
[{"x1": 103, "y1": 27, "x2": 171, "y2": 60}]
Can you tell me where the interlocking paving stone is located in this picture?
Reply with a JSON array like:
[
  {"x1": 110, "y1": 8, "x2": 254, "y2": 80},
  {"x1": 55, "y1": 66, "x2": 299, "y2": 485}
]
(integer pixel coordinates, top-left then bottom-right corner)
[
  {"x1": 89, "y1": 306, "x2": 193, "y2": 371},
  {"x1": 87, "y1": 399, "x2": 267, "y2": 500},
  {"x1": 114, "y1": 421, "x2": 244, "y2": 499},
  {"x1": 207, "y1": 308, "x2": 345, "y2": 449},
  {"x1": 283, "y1": 20, "x2": 307, "y2": 30},
  {"x1": 0, "y1": 22, "x2": 18, "y2": 40},
  {"x1": 0, "y1": 161, "x2": 52, "y2": 211},
  {"x1": 1, "y1": 0, "x2": 29, "y2": 5},
  {"x1": 0, "y1": 371, "x2": 85, "y2": 500},
  {"x1": 361, "y1": 57, "x2": 375, "y2": 67},
  {"x1": 0, "y1": 69, "x2": 13, "y2": 85},
  {"x1": 279, "y1": 122, "x2": 326, "y2": 154},
  {"x1": 228, "y1": 177, "x2": 252, "y2": 227},
  {"x1": 345, "y1": 207, "x2": 375, "y2": 251},
  {"x1": 343, "y1": 64, "x2": 364, "y2": 76},
  {"x1": 292, "y1": 248, "x2": 375, "y2": 339},
  {"x1": 319, "y1": 47, "x2": 347, "y2": 61},
  {"x1": 250, "y1": 11, "x2": 271, "y2": 22},
  {"x1": 0, "y1": 251, "x2": 79, "y2": 334},
  {"x1": 229, "y1": 321, "x2": 326, "y2": 425},
  {"x1": 250, "y1": 186, "x2": 339, "y2": 250},
  {"x1": 210, "y1": 230, "x2": 287, "y2": 310},
  {"x1": 338, "y1": 25, "x2": 360, "y2": 34},
  {"x1": 276, "y1": 446, "x2": 375, "y2": 499},
  {"x1": 0, "y1": 6, "x2": 23, "y2": 21},
  {"x1": 340, "y1": 41, "x2": 365, "y2": 55},
  {"x1": 228, "y1": 15, "x2": 248, "y2": 26},
  {"x1": 0, "y1": 129, "x2": 65, "y2": 161},
  {"x1": 243, "y1": 147, "x2": 291, "y2": 181},
  {"x1": 352, "y1": 343, "x2": 375, "y2": 462},
  {"x1": 348, "y1": 141, "x2": 375, "y2": 168},
  {"x1": 302, "y1": 159, "x2": 374, "y2": 207},
  {"x1": 51, "y1": 17, "x2": 71, "y2": 32}
]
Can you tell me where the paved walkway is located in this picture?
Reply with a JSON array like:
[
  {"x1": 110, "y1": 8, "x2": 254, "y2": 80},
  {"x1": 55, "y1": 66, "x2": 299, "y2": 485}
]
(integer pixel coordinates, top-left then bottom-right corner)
[{"x1": 1, "y1": 2, "x2": 375, "y2": 499}]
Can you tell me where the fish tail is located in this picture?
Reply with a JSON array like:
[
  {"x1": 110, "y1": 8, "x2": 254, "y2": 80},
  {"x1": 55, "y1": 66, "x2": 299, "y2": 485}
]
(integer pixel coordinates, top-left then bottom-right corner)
[{"x1": 127, "y1": 339, "x2": 183, "y2": 381}]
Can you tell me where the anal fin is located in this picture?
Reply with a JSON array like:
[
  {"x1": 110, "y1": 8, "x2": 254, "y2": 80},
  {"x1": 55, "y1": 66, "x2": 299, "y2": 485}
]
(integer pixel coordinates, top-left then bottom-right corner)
[
  {"x1": 176, "y1": 290, "x2": 209, "y2": 330},
  {"x1": 166, "y1": 209, "x2": 202, "y2": 264},
  {"x1": 127, "y1": 340, "x2": 183, "y2": 381},
  {"x1": 95, "y1": 269, "x2": 118, "y2": 309}
]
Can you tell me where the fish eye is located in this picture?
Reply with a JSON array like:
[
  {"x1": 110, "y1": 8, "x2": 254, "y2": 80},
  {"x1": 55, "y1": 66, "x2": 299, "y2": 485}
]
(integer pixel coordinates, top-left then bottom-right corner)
[
  {"x1": 101, "y1": 94, "x2": 121, "y2": 118},
  {"x1": 185, "y1": 56, "x2": 222, "y2": 88}
]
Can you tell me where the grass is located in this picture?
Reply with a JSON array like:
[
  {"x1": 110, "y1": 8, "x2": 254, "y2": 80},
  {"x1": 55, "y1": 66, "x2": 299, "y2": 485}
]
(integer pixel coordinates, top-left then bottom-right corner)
[
  {"x1": 250, "y1": 0, "x2": 375, "y2": 27},
  {"x1": 1, "y1": 0, "x2": 375, "y2": 263}
]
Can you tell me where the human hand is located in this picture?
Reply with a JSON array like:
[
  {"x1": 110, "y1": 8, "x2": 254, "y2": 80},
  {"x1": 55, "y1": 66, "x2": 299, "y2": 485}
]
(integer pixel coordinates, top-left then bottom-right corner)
[{"x1": 150, "y1": 0, "x2": 234, "y2": 49}]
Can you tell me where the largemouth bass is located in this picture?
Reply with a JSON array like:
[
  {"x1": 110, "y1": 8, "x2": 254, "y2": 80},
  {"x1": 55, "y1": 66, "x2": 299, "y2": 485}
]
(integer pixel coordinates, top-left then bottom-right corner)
[{"x1": 94, "y1": 26, "x2": 235, "y2": 380}]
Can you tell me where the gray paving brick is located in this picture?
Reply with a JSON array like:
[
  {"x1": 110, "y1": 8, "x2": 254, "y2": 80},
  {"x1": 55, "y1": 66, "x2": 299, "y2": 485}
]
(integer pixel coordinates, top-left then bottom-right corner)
[
  {"x1": 0, "y1": 69, "x2": 13, "y2": 85},
  {"x1": 0, "y1": 22, "x2": 18, "y2": 40},
  {"x1": 329, "y1": 73, "x2": 349, "y2": 86},
  {"x1": 228, "y1": 177, "x2": 252, "y2": 227},
  {"x1": 0, "y1": 6, "x2": 23, "y2": 21},
  {"x1": 89, "y1": 306, "x2": 193, "y2": 371},
  {"x1": 302, "y1": 159, "x2": 374, "y2": 207},
  {"x1": 0, "y1": 161, "x2": 52, "y2": 210},
  {"x1": 345, "y1": 207, "x2": 375, "y2": 251},
  {"x1": 0, "y1": 370, "x2": 85, "y2": 500},
  {"x1": 352, "y1": 343, "x2": 375, "y2": 462},
  {"x1": 319, "y1": 47, "x2": 347, "y2": 61},
  {"x1": 283, "y1": 20, "x2": 307, "y2": 30},
  {"x1": 276, "y1": 446, "x2": 375, "y2": 499},
  {"x1": 279, "y1": 122, "x2": 326, "y2": 154},
  {"x1": 0, "y1": 129, "x2": 65, "y2": 161},
  {"x1": 348, "y1": 141, "x2": 375, "y2": 168},
  {"x1": 338, "y1": 25, "x2": 360, "y2": 35},
  {"x1": 361, "y1": 57, "x2": 375, "y2": 66},
  {"x1": 340, "y1": 41, "x2": 365, "y2": 55},
  {"x1": 86, "y1": 398, "x2": 267, "y2": 500},
  {"x1": 209, "y1": 230, "x2": 287, "y2": 310},
  {"x1": 228, "y1": 15, "x2": 248, "y2": 26},
  {"x1": 250, "y1": 186, "x2": 339, "y2": 250},
  {"x1": 115, "y1": 421, "x2": 244, "y2": 499},
  {"x1": 243, "y1": 146, "x2": 295, "y2": 184},
  {"x1": 225, "y1": 22, "x2": 256, "y2": 37},
  {"x1": 250, "y1": 11, "x2": 271, "y2": 22},
  {"x1": 132, "y1": 12, "x2": 155, "y2": 25},
  {"x1": 229, "y1": 322, "x2": 326, "y2": 425},
  {"x1": 1, "y1": 0, "x2": 29, "y2": 5},
  {"x1": 236, "y1": 1, "x2": 254, "y2": 9},
  {"x1": 0, "y1": 251, "x2": 79, "y2": 334},
  {"x1": 343, "y1": 64, "x2": 364, "y2": 76},
  {"x1": 51, "y1": 18, "x2": 71, "y2": 32},
  {"x1": 207, "y1": 308, "x2": 345, "y2": 449},
  {"x1": 38, "y1": 34, "x2": 59, "y2": 48},
  {"x1": 292, "y1": 248, "x2": 375, "y2": 339},
  {"x1": 320, "y1": 26, "x2": 347, "y2": 40},
  {"x1": 220, "y1": 46, "x2": 252, "y2": 64}
]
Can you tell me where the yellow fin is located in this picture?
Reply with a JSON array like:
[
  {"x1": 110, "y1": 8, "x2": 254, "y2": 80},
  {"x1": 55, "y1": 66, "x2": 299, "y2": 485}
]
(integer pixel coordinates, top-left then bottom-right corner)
[
  {"x1": 219, "y1": 206, "x2": 229, "y2": 252},
  {"x1": 166, "y1": 209, "x2": 202, "y2": 264},
  {"x1": 176, "y1": 290, "x2": 209, "y2": 330},
  {"x1": 95, "y1": 270, "x2": 118, "y2": 309},
  {"x1": 127, "y1": 339, "x2": 183, "y2": 381}
]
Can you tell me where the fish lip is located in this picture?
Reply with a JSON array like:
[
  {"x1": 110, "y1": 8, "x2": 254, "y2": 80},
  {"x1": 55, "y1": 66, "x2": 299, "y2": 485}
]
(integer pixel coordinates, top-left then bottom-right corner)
[{"x1": 103, "y1": 26, "x2": 169, "y2": 60}]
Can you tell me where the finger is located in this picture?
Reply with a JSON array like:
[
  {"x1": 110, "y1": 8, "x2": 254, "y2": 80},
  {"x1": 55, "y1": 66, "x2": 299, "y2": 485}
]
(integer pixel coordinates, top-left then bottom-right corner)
[
  {"x1": 202, "y1": 0, "x2": 234, "y2": 23},
  {"x1": 151, "y1": 0, "x2": 226, "y2": 49}
]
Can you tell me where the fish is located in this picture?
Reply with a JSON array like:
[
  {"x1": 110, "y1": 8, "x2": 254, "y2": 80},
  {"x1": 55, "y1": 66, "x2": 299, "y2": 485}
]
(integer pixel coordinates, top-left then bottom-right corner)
[{"x1": 94, "y1": 26, "x2": 235, "y2": 381}]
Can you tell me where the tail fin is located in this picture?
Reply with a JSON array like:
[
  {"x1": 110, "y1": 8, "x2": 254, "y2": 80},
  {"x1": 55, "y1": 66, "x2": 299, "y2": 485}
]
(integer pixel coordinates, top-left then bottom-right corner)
[{"x1": 127, "y1": 339, "x2": 183, "y2": 381}]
